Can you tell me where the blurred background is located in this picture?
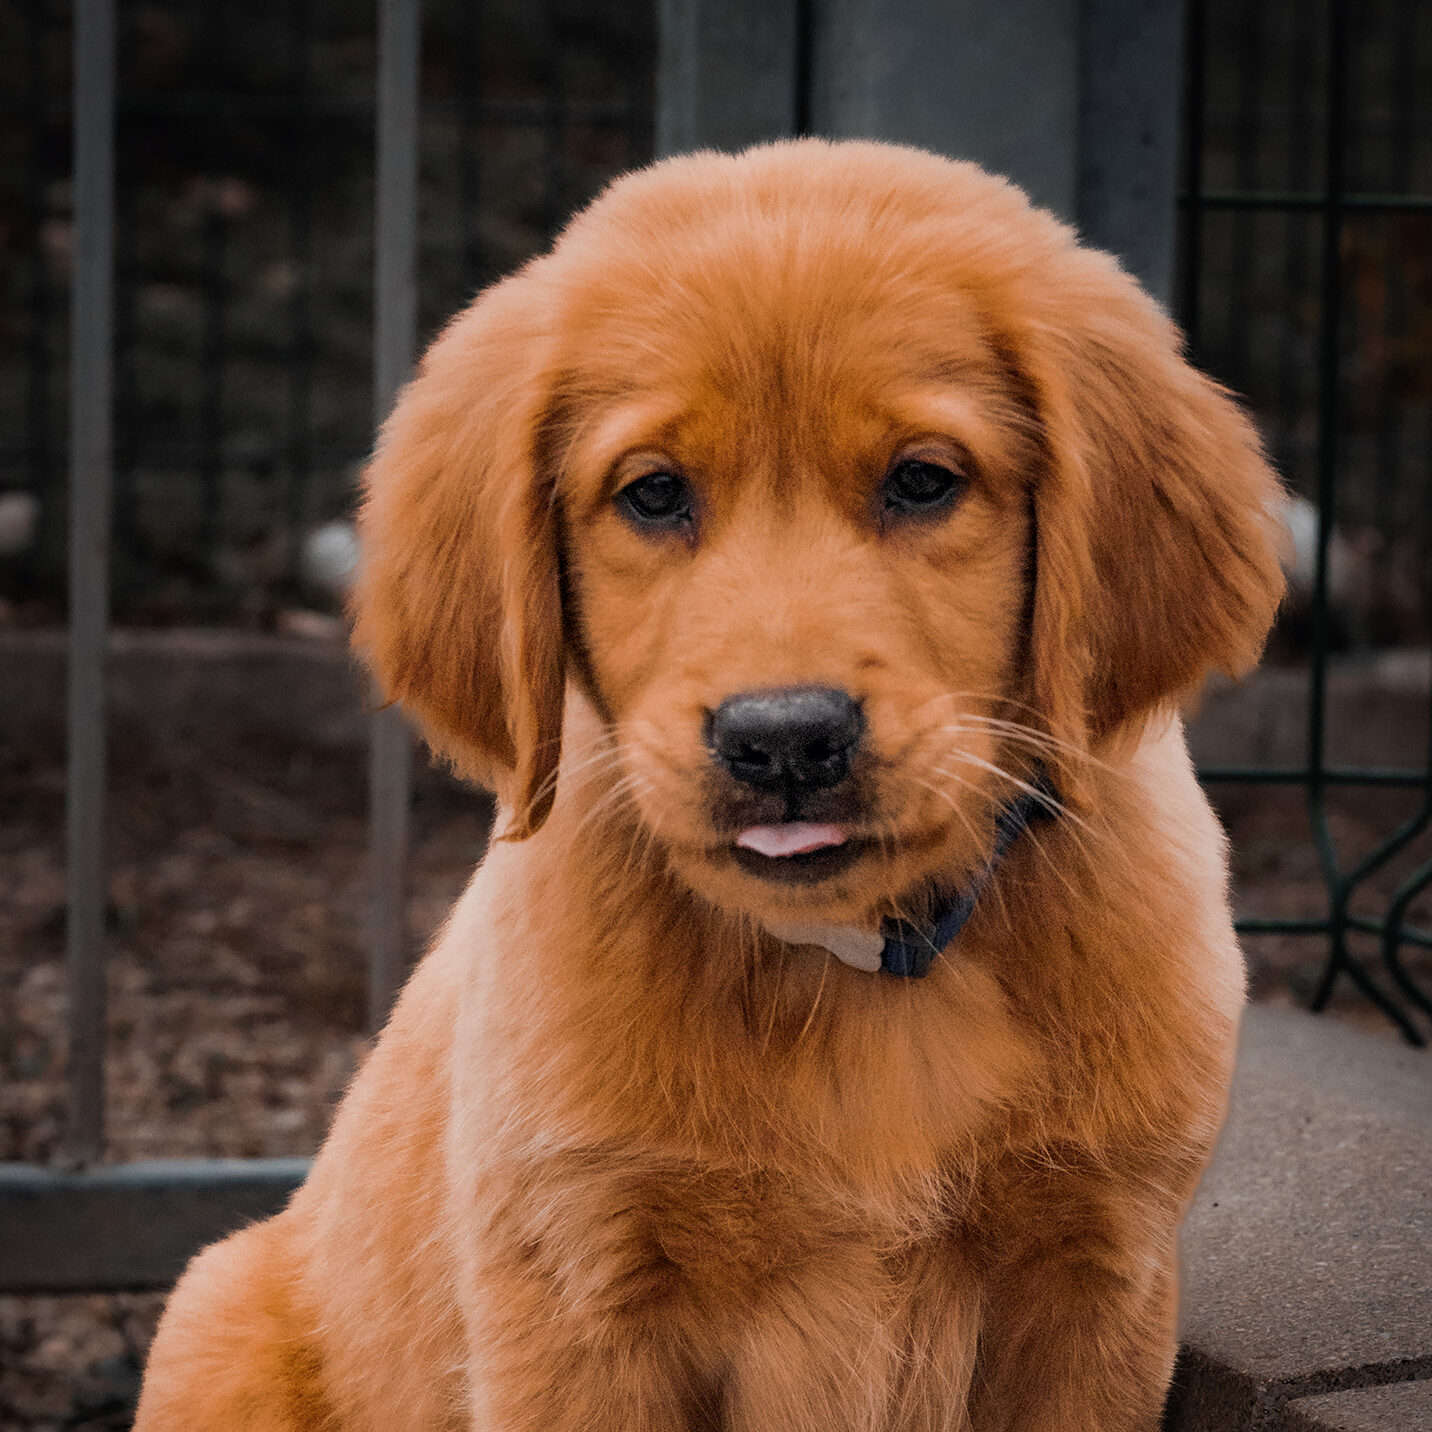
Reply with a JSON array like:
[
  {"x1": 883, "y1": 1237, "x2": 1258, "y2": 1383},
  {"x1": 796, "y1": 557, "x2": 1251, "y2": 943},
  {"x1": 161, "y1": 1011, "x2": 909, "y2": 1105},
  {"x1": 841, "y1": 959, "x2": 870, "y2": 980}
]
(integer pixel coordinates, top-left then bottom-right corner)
[
  {"x1": 0, "y1": 0, "x2": 653, "y2": 625},
  {"x1": 0, "y1": 0, "x2": 1428, "y2": 1426}
]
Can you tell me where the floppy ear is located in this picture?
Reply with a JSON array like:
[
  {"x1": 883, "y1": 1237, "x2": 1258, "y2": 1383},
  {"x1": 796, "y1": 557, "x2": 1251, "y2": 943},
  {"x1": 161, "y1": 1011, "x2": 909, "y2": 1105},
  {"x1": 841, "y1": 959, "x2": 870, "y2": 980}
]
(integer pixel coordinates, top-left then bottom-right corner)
[
  {"x1": 1014, "y1": 248, "x2": 1286, "y2": 769},
  {"x1": 350, "y1": 269, "x2": 566, "y2": 839}
]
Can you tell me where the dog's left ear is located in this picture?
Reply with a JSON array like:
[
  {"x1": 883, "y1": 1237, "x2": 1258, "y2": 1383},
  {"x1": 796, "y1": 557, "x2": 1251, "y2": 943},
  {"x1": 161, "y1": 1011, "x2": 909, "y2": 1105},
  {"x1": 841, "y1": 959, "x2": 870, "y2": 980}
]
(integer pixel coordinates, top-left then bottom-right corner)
[
  {"x1": 1014, "y1": 247, "x2": 1286, "y2": 765},
  {"x1": 350, "y1": 269, "x2": 566, "y2": 838}
]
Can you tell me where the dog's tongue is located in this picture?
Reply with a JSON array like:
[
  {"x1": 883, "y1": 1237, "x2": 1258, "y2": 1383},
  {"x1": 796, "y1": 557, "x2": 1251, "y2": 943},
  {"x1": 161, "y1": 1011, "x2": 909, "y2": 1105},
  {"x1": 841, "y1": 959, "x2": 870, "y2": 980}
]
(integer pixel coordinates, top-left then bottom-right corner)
[{"x1": 735, "y1": 822, "x2": 848, "y2": 858}]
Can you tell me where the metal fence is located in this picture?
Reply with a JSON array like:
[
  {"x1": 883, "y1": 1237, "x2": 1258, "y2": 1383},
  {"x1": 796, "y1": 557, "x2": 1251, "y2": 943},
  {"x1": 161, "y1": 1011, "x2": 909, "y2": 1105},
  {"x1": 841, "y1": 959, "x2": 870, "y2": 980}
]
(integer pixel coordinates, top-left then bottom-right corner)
[
  {"x1": 0, "y1": 0, "x2": 656, "y2": 1294},
  {"x1": 0, "y1": 0, "x2": 1429, "y2": 1299},
  {"x1": 1180, "y1": 0, "x2": 1432, "y2": 1046},
  {"x1": 0, "y1": 0, "x2": 654, "y2": 623}
]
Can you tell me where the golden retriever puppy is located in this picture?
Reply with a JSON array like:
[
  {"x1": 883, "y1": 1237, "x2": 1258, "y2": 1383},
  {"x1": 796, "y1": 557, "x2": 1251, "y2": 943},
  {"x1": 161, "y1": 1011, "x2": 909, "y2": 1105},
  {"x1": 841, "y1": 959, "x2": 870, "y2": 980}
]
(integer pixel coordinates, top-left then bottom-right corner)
[{"x1": 135, "y1": 139, "x2": 1283, "y2": 1431}]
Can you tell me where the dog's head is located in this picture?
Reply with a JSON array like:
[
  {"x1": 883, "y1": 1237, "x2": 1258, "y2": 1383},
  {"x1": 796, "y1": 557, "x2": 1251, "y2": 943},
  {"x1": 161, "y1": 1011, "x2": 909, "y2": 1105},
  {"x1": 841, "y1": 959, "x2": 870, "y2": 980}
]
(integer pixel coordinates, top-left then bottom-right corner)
[{"x1": 353, "y1": 140, "x2": 1283, "y2": 931}]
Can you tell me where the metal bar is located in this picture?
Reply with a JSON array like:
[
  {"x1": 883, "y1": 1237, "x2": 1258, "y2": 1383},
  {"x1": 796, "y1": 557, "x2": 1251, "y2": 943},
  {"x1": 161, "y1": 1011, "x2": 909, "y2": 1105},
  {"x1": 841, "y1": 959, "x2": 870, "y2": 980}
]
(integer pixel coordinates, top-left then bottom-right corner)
[
  {"x1": 792, "y1": 0, "x2": 813, "y2": 138},
  {"x1": 1238, "y1": 915, "x2": 1432, "y2": 950},
  {"x1": 109, "y1": 132, "x2": 137, "y2": 605},
  {"x1": 1278, "y1": 0, "x2": 1422, "y2": 1046},
  {"x1": 540, "y1": 0, "x2": 564, "y2": 237},
  {"x1": 1176, "y1": 0, "x2": 1206, "y2": 347},
  {"x1": 456, "y1": 0, "x2": 485, "y2": 291},
  {"x1": 283, "y1": 0, "x2": 316, "y2": 588},
  {"x1": 1222, "y1": 0, "x2": 1260, "y2": 400},
  {"x1": 66, "y1": 0, "x2": 117, "y2": 1168},
  {"x1": 1269, "y1": 10, "x2": 1315, "y2": 507},
  {"x1": 1378, "y1": 659, "x2": 1432, "y2": 1021},
  {"x1": 1174, "y1": 0, "x2": 1428, "y2": 1041},
  {"x1": 1305, "y1": 0, "x2": 1351, "y2": 1013},
  {"x1": 1197, "y1": 765, "x2": 1429, "y2": 787},
  {"x1": 0, "y1": 1159, "x2": 309, "y2": 1293},
  {"x1": 24, "y1": 1, "x2": 51, "y2": 576},
  {"x1": 368, "y1": 0, "x2": 422, "y2": 1032},
  {"x1": 1235, "y1": 918, "x2": 1334, "y2": 935},
  {"x1": 1351, "y1": 914, "x2": 1432, "y2": 950},
  {"x1": 0, "y1": 92, "x2": 643, "y2": 125},
  {"x1": 197, "y1": 0, "x2": 231, "y2": 563},
  {"x1": 1179, "y1": 190, "x2": 1432, "y2": 213},
  {"x1": 1339, "y1": 799, "x2": 1432, "y2": 905},
  {"x1": 1383, "y1": 922, "x2": 1432, "y2": 955}
]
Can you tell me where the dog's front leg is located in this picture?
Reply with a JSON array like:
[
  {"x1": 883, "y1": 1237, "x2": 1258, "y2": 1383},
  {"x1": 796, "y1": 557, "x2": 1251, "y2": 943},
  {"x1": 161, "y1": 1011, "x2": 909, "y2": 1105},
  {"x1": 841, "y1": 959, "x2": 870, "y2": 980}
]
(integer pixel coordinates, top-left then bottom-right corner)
[
  {"x1": 964, "y1": 1235, "x2": 1180, "y2": 1432},
  {"x1": 456, "y1": 1180, "x2": 725, "y2": 1431},
  {"x1": 725, "y1": 1236, "x2": 984, "y2": 1432},
  {"x1": 456, "y1": 1169, "x2": 906, "y2": 1431},
  {"x1": 719, "y1": 1233, "x2": 944, "y2": 1432},
  {"x1": 464, "y1": 1294, "x2": 715, "y2": 1430}
]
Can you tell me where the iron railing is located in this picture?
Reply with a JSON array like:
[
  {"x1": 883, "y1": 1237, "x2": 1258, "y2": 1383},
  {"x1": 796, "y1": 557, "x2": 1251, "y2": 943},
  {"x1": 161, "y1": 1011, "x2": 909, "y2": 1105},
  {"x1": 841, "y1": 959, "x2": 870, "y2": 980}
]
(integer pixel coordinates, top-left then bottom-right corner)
[
  {"x1": 0, "y1": 0, "x2": 655, "y2": 622},
  {"x1": 0, "y1": 0, "x2": 656, "y2": 1295},
  {"x1": 1180, "y1": 0, "x2": 1432, "y2": 1045}
]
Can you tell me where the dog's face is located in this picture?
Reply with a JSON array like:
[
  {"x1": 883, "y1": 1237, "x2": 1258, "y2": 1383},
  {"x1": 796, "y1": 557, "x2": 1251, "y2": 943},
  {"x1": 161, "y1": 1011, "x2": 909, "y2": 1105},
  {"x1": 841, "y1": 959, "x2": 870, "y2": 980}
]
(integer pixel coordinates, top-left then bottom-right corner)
[
  {"x1": 353, "y1": 141, "x2": 1284, "y2": 931},
  {"x1": 552, "y1": 244, "x2": 1039, "y2": 925}
]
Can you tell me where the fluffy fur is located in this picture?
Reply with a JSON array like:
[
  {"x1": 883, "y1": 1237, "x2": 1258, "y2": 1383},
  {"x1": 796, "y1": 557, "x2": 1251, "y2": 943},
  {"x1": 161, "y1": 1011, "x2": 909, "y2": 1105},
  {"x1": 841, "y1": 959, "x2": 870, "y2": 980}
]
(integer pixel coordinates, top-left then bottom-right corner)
[{"x1": 135, "y1": 140, "x2": 1284, "y2": 1431}]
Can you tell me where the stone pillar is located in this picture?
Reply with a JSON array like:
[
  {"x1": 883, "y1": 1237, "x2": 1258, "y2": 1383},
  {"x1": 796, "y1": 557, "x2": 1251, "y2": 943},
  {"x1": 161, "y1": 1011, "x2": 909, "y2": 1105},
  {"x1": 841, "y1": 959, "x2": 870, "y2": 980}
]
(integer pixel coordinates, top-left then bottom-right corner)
[
  {"x1": 656, "y1": 0, "x2": 1186, "y2": 304},
  {"x1": 1076, "y1": 0, "x2": 1185, "y2": 301},
  {"x1": 808, "y1": 0, "x2": 1080, "y2": 222},
  {"x1": 656, "y1": 0, "x2": 802, "y2": 156}
]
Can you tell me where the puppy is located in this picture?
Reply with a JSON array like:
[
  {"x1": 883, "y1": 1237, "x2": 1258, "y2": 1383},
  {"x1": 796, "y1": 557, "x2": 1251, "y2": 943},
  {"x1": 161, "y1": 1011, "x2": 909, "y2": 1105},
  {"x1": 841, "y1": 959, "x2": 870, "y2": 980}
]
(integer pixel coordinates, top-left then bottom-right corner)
[{"x1": 135, "y1": 139, "x2": 1284, "y2": 1431}]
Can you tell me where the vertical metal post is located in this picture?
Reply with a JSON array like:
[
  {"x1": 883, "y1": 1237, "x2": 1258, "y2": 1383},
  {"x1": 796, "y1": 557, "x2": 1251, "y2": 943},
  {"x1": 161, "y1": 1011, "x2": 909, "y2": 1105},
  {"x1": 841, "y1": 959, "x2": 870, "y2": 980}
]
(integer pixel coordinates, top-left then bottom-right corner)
[
  {"x1": 284, "y1": 0, "x2": 316, "y2": 581},
  {"x1": 807, "y1": 0, "x2": 1080, "y2": 220},
  {"x1": 656, "y1": 0, "x2": 801, "y2": 156},
  {"x1": 1307, "y1": 0, "x2": 1351, "y2": 1014},
  {"x1": 66, "y1": 0, "x2": 116, "y2": 1165},
  {"x1": 368, "y1": 0, "x2": 420, "y2": 1031},
  {"x1": 1076, "y1": 0, "x2": 1185, "y2": 304},
  {"x1": 1301, "y1": 0, "x2": 1416, "y2": 1041},
  {"x1": 1177, "y1": 0, "x2": 1207, "y2": 347}
]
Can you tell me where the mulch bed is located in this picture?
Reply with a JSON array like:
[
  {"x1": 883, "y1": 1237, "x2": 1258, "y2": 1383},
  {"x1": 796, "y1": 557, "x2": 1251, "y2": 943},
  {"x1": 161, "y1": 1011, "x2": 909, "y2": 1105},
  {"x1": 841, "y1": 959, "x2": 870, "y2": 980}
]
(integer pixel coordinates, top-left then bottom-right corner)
[{"x1": 2, "y1": 712, "x2": 1428, "y2": 1430}]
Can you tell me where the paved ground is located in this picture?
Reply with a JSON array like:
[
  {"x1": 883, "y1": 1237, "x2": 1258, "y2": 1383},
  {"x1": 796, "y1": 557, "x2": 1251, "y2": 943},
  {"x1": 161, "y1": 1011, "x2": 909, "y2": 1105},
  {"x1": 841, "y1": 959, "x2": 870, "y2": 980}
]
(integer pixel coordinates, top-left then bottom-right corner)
[{"x1": 1168, "y1": 1006, "x2": 1432, "y2": 1431}]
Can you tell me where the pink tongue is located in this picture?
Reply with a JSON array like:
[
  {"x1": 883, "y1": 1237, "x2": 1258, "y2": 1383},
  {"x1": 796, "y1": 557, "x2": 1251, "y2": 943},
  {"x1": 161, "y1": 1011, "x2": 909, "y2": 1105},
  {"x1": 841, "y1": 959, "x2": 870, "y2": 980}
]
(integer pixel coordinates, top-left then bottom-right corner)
[{"x1": 735, "y1": 823, "x2": 848, "y2": 858}]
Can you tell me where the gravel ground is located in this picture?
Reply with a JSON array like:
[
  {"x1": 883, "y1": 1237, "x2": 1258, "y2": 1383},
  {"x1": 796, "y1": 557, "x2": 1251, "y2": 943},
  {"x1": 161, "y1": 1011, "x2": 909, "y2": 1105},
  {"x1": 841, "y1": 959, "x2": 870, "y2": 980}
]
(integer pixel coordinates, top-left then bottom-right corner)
[{"x1": 2, "y1": 711, "x2": 1428, "y2": 1430}]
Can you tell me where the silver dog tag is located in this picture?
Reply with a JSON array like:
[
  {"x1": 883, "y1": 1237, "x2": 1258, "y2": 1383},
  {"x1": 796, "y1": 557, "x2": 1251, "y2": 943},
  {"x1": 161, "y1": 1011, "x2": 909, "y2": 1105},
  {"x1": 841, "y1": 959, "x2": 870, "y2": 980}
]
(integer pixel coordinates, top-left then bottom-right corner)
[{"x1": 762, "y1": 919, "x2": 886, "y2": 972}]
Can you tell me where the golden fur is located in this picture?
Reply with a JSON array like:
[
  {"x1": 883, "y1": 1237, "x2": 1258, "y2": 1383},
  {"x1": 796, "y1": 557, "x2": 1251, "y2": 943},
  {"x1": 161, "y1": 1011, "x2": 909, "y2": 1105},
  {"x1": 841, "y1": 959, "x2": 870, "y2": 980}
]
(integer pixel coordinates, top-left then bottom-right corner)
[{"x1": 135, "y1": 140, "x2": 1284, "y2": 1431}]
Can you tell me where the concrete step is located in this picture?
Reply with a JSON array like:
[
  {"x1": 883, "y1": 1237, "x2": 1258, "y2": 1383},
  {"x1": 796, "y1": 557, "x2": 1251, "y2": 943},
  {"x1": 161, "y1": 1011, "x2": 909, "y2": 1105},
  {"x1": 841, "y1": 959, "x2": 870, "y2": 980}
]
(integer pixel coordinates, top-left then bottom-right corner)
[{"x1": 1167, "y1": 1006, "x2": 1432, "y2": 1430}]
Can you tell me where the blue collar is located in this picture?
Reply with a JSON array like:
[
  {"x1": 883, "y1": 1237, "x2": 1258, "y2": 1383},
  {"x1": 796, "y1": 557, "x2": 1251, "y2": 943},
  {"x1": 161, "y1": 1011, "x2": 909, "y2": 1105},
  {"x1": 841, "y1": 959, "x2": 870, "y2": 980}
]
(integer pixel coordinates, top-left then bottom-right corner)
[{"x1": 877, "y1": 771, "x2": 1059, "y2": 977}]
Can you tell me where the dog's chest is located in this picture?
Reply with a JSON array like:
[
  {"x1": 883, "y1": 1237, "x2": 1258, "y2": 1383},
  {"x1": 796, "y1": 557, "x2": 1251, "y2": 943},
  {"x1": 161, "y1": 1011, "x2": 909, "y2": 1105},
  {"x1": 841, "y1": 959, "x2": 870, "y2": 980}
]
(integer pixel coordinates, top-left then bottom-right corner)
[{"x1": 476, "y1": 1140, "x2": 974, "y2": 1316}]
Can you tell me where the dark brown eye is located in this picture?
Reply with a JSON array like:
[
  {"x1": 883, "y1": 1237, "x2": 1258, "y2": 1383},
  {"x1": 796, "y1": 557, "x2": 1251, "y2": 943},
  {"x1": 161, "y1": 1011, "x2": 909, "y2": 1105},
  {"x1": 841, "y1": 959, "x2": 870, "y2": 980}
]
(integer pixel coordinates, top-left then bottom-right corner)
[
  {"x1": 616, "y1": 471, "x2": 693, "y2": 530},
  {"x1": 882, "y1": 458, "x2": 966, "y2": 518}
]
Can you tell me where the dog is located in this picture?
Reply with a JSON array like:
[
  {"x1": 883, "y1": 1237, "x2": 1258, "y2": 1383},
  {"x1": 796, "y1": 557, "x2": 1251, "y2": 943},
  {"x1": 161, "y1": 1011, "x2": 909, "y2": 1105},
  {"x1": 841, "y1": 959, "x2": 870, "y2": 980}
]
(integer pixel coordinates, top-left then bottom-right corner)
[{"x1": 134, "y1": 139, "x2": 1284, "y2": 1431}]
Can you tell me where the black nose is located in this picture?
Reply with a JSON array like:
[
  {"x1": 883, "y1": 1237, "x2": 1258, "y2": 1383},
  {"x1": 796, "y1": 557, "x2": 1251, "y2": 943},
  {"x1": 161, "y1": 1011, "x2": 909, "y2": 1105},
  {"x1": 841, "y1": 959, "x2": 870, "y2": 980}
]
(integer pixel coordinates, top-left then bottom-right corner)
[{"x1": 707, "y1": 687, "x2": 865, "y2": 793}]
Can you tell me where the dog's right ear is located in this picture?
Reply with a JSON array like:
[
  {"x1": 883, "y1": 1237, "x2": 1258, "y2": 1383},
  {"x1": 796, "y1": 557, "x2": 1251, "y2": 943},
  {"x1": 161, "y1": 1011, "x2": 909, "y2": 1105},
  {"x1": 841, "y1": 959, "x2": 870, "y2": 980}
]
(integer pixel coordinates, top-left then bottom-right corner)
[{"x1": 350, "y1": 269, "x2": 566, "y2": 839}]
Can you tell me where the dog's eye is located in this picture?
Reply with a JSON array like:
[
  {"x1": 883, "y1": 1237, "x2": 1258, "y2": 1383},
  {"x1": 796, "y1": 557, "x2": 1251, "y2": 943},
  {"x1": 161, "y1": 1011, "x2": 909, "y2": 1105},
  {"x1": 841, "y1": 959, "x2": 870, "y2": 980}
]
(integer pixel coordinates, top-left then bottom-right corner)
[
  {"x1": 882, "y1": 458, "x2": 966, "y2": 518},
  {"x1": 616, "y1": 471, "x2": 694, "y2": 530}
]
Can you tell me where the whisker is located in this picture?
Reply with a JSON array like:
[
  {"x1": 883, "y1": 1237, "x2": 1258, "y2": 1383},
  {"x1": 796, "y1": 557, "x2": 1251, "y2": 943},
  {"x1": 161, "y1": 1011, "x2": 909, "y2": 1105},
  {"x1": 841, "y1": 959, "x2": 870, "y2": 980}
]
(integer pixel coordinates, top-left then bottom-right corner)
[
  {"x1": 506, "y1": 736, "x2": 630, "y2": 831},
  {"x1": 930, "y1": 712, "x2": 1116, "y2": 776},
  {"x1": 908, "y1": 690, "x2": 1123, "y2": 778},
  {"x1": 571, "y1": 768, "x2": 648, "y2": 842},
  {"x1": 912, "y1": 771, "x2": 990, "y2": 862},
  {"x1": 927, "y1": 759, "x2": 1100, "y2": 892},
  {"x1": 932, "y1": 746, "x2": 1098, "y2": 841}
]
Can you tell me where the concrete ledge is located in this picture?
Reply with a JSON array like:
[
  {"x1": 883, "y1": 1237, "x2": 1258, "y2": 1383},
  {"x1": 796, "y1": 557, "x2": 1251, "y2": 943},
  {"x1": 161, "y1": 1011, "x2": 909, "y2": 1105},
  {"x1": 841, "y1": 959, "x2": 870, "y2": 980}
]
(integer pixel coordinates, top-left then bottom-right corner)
[
  {"x1": 1283, "y1": 1382, "x2": 1432, "y2": 1432},
  {"x1": 0, "y1": 627, "x2": 367, "y2": 753},
  {"x1": 0, "y1": 1159, "x2": 309, "y2": 1293},
  {"x1": 1167, "y1": 1006, "x2": 1432, "y2": 1430},
  {"x1": 2, "y1": 629, "x2": 1426, "y2": 770}
]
